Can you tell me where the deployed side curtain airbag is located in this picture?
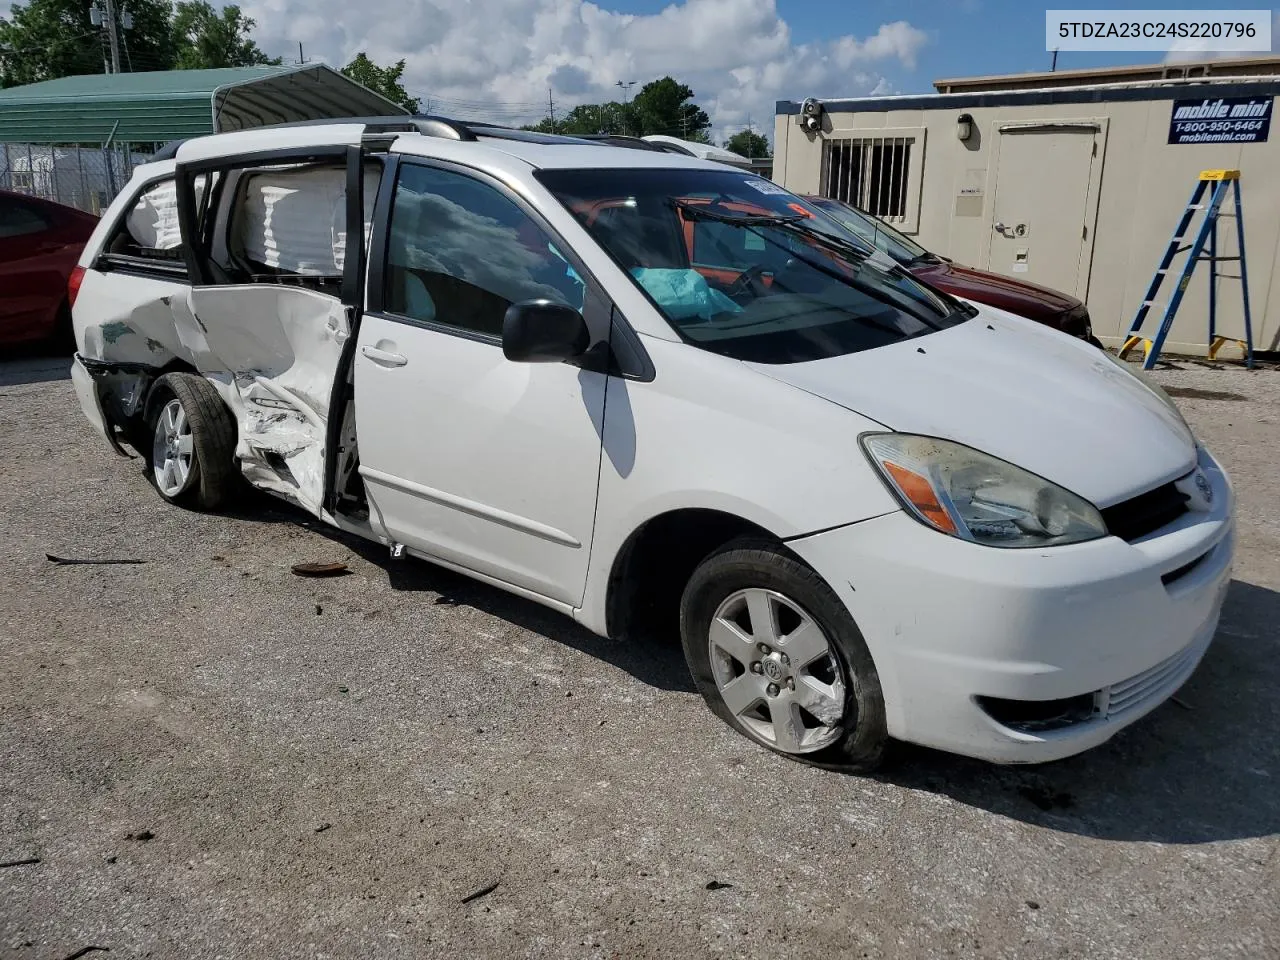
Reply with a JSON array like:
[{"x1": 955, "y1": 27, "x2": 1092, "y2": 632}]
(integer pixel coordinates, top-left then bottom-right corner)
[
  {"x1": 237, "y1": 167, "x2": 379, "y2": 276},
  {"x1": 127, "y1": 177, "x2": 205, "y2": 251}
]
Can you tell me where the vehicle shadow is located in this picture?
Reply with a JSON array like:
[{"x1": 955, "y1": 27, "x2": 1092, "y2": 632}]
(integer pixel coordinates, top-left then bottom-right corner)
[
  {"x1": 0, "y1": 352, "x2": 73, "y2": 386},
  {"x1": 323, "y1": 522, "x2": 696, "y2": 694},
  {"x1": 218, "y1": 497, "x2": 1279, "y2": 840},
  {"x1": 878, "y1": 578, "x2": 1280, "y2": 845}
]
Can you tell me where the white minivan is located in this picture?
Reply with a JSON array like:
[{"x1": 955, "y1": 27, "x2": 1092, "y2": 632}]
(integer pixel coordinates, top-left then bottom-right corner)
[{"x1": 70, "y1": 117, "x2": 1233, "y2": 770}]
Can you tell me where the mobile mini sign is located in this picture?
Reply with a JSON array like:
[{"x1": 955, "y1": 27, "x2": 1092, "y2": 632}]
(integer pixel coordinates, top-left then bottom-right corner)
[{"x1": 1168, "y1": 96, "x2": 1273, "y2": 145}]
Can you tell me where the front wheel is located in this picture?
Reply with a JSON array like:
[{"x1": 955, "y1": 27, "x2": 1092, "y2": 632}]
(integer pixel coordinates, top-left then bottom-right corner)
[{"x1": 679, "y1": 538, "x2": 887, "y2": 771}]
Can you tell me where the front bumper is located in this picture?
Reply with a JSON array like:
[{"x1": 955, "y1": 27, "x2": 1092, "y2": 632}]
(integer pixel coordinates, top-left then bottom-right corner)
[{"x1": 789, "y1": 446, "x2": 1233, "y2": 763}]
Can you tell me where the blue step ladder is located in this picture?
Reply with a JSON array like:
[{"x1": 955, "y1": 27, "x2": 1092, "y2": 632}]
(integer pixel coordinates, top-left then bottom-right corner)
[{"x1": 1119, "y1": 169, "x2": 1254, "y2": 370}]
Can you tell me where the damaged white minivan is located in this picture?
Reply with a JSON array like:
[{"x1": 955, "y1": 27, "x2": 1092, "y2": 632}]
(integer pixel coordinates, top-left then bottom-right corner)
[{"x1": 71, "y1": 117, "x2": 1234, "y2": 769}]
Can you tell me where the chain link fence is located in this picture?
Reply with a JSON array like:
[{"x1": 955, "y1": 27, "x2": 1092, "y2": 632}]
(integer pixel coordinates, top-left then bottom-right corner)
[{"x1": 0, "y1": 142, "x2": 153, "y2": 214}]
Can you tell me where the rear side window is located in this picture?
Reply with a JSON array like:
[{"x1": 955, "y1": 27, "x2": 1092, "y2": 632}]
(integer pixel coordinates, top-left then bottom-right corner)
[
  {"x1": 98, "y1": 177, "x2": 198, "y2": 278},
  {"x1": 384, "y1": 163, "x2": 585, "y2": 337},
  {"x1": 0, "y1": 198, "x2": 51, "y2": 239},
  {"x1": 225, "y1": 165, "x2": 378, "y2": 288}
]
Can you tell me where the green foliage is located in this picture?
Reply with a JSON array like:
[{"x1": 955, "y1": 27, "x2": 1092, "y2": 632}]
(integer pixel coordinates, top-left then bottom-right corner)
[
  {"x1": 630, "y1": 76, "x2": 710, "y2": 139},
  {"x1": 0, "y1": 0, "x2": 174, "y2": 86},
  {"x1": 725, "y1": 129, "x2": 770, "y2": 159},
  {"x1": 523, "y1": 75, "x2": 711, "y2": 141},
  {"x1": 0, "y1": 0, "x2": 275, "y2": 88},
  {"x1": 171, "y1": 2, "x2": 277, "y2": 70},
  {"x1": 341, "y1": 52, "x2": 420, "y2": 113}
]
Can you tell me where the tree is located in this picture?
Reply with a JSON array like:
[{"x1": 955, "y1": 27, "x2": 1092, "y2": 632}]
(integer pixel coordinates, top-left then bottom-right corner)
[
  {"x1": 341, "y1": 52, "x2": 420, "y2": 113},
  {"x1": 0, "y1": 0, "x2": 174, "y2": 87},
  {"x1": 725, "y1": 129, "x2": 770, "y2": 159},
  {"x1": 630, "y1": 76, "x2": 709, "y2": 139},
  {"x1": 171, "y1": 2, "x2": 277, "y2": 70},
  {"x1": 525, "y1": 101, "x2": 629, "y2": 136}
]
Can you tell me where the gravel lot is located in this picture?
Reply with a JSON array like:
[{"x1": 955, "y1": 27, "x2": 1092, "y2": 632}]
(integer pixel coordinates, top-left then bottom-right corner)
[{"x1": 2, "y1": 350, "x2": 1278, "y2": 959}]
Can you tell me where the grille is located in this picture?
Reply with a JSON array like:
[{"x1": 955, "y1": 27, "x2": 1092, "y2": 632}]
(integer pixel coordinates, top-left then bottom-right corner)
[
  {"x1": 1100, "y1": 481, "x2": 1189, "y2": 542},
  {"x1": 1099, "y1": 637, "x2": 1209, "y2": 719}
]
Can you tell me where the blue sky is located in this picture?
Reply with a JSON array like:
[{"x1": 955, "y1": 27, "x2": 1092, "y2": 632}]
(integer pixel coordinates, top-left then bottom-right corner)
[
  {"x1": 3, "y1": 0, "x2": 1269, "y2": 139},
  {"x1": 768, "y1": 0, "x2": 1236, "y2": 92}
]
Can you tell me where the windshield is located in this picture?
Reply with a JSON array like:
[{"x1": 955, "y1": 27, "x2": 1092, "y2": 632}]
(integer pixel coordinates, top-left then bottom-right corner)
[
  {"x1": 807, "y1": 196, "x2": 933, "y2": 266},
  {"x1": 537, "y1": 168, "x2": 967, "y2": 364}
]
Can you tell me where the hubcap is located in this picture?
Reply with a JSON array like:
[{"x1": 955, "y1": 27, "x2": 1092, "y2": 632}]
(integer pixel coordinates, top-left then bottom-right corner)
[
  {"x1": 706, "y1": 588, "x2": 846, "y2": 754},
  {"x1": 152, "y1": 398, "x2": 194, "y2": 497}
]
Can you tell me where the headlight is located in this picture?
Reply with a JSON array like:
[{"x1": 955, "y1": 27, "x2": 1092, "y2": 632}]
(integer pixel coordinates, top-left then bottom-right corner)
[
  {"x1": 1100, "y1": 349, "x2": 1190, "y2": 433},
  {"x1": 861, "y1": 434, "x2": 1107, "y2": 548}
]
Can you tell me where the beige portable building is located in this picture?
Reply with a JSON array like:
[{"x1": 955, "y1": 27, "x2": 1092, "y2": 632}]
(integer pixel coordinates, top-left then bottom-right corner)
[{"x1": 773, "y1": 60, "x2": 1280, "y2": 355}]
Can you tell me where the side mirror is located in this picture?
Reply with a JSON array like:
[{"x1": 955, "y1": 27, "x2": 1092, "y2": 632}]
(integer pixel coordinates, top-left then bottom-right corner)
[{"x1": 502, "y1": 299, "x2": 591, "y2": 363}]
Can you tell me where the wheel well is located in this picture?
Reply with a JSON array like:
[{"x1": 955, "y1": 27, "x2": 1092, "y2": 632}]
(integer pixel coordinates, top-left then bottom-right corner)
[
  {"x1": 605, "y1": 509, "x2": 778, "y2": 642},
  {"x1": 128, "y1": 360, "x2": 206, "y2": 451}
]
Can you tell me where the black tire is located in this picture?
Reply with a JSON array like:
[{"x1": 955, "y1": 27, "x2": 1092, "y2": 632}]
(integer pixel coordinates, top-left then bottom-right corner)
[
  {"x1": 1088, "y1": 335, "x2": 1105, "y2": 350},
  {"x1": 679, "y1": 537, "x2": 887, "y2": 771},
  {"x1": 146, "y1": 372, "x2": 239, "y2": 511}
]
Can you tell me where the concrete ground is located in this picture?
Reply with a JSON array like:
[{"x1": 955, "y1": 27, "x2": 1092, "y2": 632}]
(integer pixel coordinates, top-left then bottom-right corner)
[{"x1": 1, "y1": 350, "x2": 1277, "y2": 960}]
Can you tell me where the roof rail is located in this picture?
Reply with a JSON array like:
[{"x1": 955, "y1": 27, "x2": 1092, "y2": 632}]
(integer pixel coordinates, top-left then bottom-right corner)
[
  {"x1": 574, "y1": 134, "x2": 668, "y2": 152},
  {"x1": 151, "y1": 139, "x2": 187, "y2": 161}
]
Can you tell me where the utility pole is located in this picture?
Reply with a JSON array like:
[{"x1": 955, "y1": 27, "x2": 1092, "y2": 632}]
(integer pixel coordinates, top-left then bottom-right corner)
[
  {"x1": 616, "y1": 80, "x2": 636, "y2": 135},
  {"x1": 1051, "y1": 48, "x2": 1059, "y2": 71},
  {"x1": 299, "y1": 42, "x2": 307, "y2": 64},
  {"x1": 548, "y1": 88, "x2": 556, "y2": 134},
  {"x1": 105, "y1": 0, "x2": 121, "y2": 75},
  {"x1": 90, "y1": 0, "x2": 122, "y2": 73}
]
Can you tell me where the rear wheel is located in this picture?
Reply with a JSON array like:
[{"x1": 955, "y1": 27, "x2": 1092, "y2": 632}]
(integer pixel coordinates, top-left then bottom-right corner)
[
  {"x1": 679, "y1": 538, "x2": 887, "y2": 771},
  {"x1": 147, "y1": 373, "x2": 238, "y2": 510}
]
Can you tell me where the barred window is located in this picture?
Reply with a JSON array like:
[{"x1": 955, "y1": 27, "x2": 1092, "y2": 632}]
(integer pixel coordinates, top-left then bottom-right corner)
[{"x1": 821, "y1": 137, "x2": 914, "y2": 222}]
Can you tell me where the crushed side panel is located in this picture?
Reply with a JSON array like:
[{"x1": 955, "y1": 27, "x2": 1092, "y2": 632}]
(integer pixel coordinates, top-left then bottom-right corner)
[{"x1": 180, "y1": 286, "x2": 349, "y2": 516}]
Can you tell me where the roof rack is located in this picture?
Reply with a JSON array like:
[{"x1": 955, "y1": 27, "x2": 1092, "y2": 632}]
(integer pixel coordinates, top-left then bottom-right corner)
[
  {"x1": 148, "y1": 114, "x2": 602, "y2": 160},
  {"x1": 574, "y1": 134, "x2": 668, "y2": 152}
]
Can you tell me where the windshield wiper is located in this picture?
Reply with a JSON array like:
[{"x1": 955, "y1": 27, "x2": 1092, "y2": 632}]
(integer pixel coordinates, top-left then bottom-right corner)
[
  {"x1": 673, "y1": 200, "x2": 947, "y2": 330},
  {"x1": 673, "y1": 200, "x2": 876, "y2": 265}
]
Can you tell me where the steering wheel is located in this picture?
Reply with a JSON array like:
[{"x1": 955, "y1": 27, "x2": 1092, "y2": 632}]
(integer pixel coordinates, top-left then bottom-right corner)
[{"x1": 727, "y1": 264, "x2": 769, "y2": 302}]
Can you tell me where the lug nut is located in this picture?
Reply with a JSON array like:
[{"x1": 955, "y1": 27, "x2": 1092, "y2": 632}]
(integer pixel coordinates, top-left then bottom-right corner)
[
  {"x1": 758, "y1": 643, "x2": 771, "y2": 654},
  {"x1": 766, "y1": 683, "x2": 780, "y2": 697},
  {"x1": 750, "y1": 662, "x2": 763, "y2": 674},
  {"x1": 785, "y1": 677, "x2": 795, "y2": 691},
  {"x1": 779, "y1": 653, "x2": 790, "y2": 666}
]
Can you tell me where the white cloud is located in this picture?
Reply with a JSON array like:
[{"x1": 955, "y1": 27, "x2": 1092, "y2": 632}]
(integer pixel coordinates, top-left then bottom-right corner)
[{"x1": 238, "y1": 0, "x2": 928, "y2": 141}]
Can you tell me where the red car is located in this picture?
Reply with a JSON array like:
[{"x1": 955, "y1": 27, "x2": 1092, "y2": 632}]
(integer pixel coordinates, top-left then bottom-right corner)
[
  {"x1": 0, "y1": 191, "x2": 98, "y2": 350},
  {"x1": 805, "y1": 196, "x2": 1098, "y2": 346}
]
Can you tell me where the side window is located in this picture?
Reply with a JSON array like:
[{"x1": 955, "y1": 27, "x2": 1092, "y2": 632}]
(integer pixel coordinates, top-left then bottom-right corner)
[
  {"x1": 100, "y1": 177, "x2": 199, "y2": 273},
  {"x1": 385, "y1": 164, "x2": 586, "y2": 337},
  {"x1": 0, "y1": 197, "x2": 52, "y2": 239},
  {"x1": 221, "y1": 164, "x2": 377, "y2": 292}
]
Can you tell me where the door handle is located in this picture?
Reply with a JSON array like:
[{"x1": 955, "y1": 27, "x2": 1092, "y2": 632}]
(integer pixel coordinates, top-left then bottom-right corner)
[{"x1": 361, "y1": 345, "x2": 408, "y2": 367}]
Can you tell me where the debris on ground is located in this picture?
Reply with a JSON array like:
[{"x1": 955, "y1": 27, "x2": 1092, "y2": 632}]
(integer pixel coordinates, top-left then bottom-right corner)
[
  {"x1": 46, "y1": 554, "x2": 146, "y2": 566},
  {"x1": 290, "y1": 561, "x2": 350, "y2": 577},
  {"x1": 315, "y1": 823, "x2": 332, "y2": 833},
  {"x1": 460, "y1": 879, "x2": 501, "y2": 904},
  {"x1": 125, "y1": 830, "x2": 155, "y2": 842},
  {"x1": 0, "y1": 856, "x2": 40, "y2": 868},
  {"x1": 60, "y1": 948, "x2": 110, "y2": 960},
  {"x1": 705, "y1": 880, "x2": 733, "y2": 891}
]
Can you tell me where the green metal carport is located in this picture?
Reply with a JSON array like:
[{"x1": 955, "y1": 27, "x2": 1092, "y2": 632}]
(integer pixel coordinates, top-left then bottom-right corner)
[{"x1": 0, "y1": 64, "x2": 407, "y2": 145}]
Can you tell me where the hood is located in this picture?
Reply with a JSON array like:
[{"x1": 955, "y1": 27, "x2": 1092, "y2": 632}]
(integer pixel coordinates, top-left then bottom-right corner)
[
  {"x1": 912, "y1": 261, "x2": 1080, "y2": 321},
  {"x1": 748, "y1": 309, "x2": 1195, "y2": 508}
]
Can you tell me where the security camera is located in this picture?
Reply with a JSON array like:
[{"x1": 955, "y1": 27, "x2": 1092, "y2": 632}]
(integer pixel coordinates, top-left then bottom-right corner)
[{"x1": 800, "y1": 98, "x2": 824, "y2": 133}]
